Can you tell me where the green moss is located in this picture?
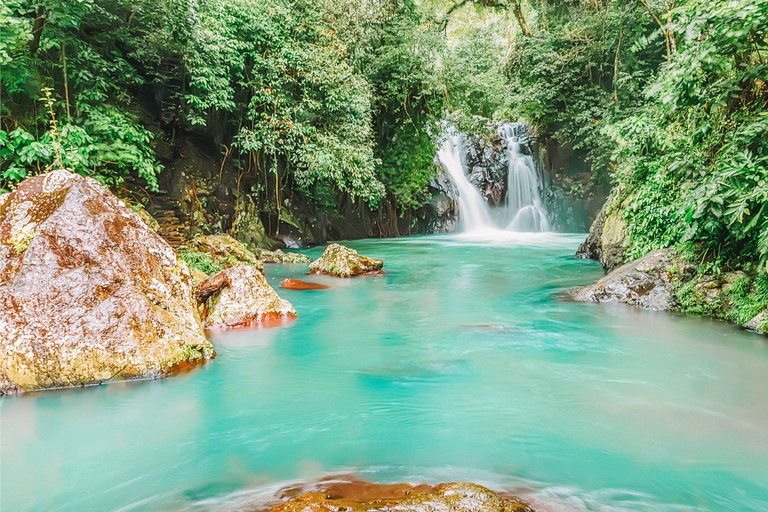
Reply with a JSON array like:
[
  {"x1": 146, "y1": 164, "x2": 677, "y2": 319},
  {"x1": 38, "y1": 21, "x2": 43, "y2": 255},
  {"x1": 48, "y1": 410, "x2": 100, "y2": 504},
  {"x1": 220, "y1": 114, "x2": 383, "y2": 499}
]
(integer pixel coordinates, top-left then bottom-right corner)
[
  {"x1": 674, "y1": 278, "x2": 724, "y2": 318},
  {"x1": 179, "y1": 251, "x2": 223, "y2": 275},
  {"x1": 724, "y1": 274, "x2": 768, "y2": 325}
]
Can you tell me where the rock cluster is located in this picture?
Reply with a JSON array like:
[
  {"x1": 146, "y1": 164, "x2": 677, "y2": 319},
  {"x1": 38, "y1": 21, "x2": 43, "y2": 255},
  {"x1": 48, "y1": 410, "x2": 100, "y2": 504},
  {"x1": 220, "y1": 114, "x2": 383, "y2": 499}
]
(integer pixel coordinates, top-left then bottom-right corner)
[
  {"x1": 0, "y1": 170, "x2": 214, "y2": 394},
  {"x1": 309, "y1": 243, "x2": 383, "y2": 277}
]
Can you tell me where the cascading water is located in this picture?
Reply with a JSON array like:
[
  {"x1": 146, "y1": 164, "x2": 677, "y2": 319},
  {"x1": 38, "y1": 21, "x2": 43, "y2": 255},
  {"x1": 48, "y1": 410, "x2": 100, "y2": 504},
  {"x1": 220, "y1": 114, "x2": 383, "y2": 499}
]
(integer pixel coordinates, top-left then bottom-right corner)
[
  {"x1": 438, "y1": 124, "x2": 550, "y2": 233},
  {"x1": 437, "y1": 132, "x2": 494, "y2": 232},
  {"x1": 498, "y1": 123, "x2": 550, "y2": 232}
]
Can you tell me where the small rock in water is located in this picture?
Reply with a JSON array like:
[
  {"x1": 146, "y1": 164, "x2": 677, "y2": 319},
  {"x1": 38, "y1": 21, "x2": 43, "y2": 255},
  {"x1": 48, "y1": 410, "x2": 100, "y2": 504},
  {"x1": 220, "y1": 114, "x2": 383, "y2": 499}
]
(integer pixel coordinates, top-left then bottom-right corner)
[
  {"x1": 280, "y1": 279, "x2": 330, "y2": 290},
  {"x1": 309, "y1": 243, "x2": 383, "y2": 277},
  {"x1": 202, "y1": 265, "x2": 296, "y2": 328}
]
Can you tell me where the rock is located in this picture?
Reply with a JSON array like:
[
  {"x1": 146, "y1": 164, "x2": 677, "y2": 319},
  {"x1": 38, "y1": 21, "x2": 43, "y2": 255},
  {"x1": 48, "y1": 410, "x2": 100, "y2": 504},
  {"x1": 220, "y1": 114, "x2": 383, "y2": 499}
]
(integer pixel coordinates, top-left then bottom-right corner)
[
  {"x1": 133, "y1": 205, "x2": 160, "y2": 232},
  {"x1": 270, "y1": 482, "x2": 535, "y2": 512},
  {"x1": 256, "y1": 248, "x2": 313, "y2": 264},
  {"x1": 309, "y1": 243, "x2": 383, "y2": 277},
  {"x1": 196, "y1": 271, "x2": 231, "y2": 303},
  {"x1": 280, "y1": 278, "x2": 330, "y2": 290},
  {"x1": 576, "y1": 194, "x2": 628, "y2": 271},
  {"x1": 191, "y1": 234, "x2": 264, "y2": 272},
  {"x1": 202, "y1": 265, "x2": 296, "y2": 328},
  {"x1": 569, "y1": 249, "x2": 677, "y2": 311},
  {"x1": 744, "y1": 311, "x2": 768, "y2": 334},
  {"x1": 0, "y1": 170, "x2": 214, "y2": 394}
]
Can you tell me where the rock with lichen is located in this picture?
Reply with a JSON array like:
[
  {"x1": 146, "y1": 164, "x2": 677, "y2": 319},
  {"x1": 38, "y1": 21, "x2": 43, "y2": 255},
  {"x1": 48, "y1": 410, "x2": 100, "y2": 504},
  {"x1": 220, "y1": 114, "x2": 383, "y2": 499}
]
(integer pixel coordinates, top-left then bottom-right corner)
[
  {"x1": 0, "y1": 170, "x2": 214, "y2": 395},
  {"x1": 202, "y1": 265, "x2": 296, "y2": 328},
  {"x1": 270, "y1": 482, "x2": 535, "y2": 512},
  {"x1": 309, "y1": 243, "x2": 383, "y2": 277},
  {"x1": 190, "y1": 234, "x2": 264, "y2": 272},
  {"x1": 257, "y1": 248, "x2": 313, "y2": 264}
]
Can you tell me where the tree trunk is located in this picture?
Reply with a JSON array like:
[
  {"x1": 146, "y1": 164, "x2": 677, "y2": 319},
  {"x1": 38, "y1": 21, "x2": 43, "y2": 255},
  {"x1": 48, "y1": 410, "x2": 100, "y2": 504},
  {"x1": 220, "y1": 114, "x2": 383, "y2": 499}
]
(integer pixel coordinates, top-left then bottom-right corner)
[{"x1": 510, "y1": 1, "x2": 532, "y2": 37}]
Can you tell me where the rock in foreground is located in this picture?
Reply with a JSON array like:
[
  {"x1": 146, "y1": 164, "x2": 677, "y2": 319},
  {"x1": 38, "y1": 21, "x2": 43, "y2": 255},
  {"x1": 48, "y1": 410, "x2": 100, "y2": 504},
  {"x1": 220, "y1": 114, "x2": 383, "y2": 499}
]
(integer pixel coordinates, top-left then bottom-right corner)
[
  {"x1": 309, "y1": 243, "x2": 383, "y2": 277},
  {"x1": 0, "y1": 170, "x2": 213, "y2": 394},
  {"x1": 269, "y1": 481, "x2": 535, "y2": 512},
  {"x1": 202, "y1": 265, "x2": 296, "y2": 328}
]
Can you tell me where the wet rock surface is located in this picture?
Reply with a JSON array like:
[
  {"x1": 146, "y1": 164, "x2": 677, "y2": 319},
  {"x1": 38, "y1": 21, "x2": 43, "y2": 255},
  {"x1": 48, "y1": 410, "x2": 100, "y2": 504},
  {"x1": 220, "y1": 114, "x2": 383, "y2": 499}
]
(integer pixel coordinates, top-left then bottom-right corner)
[
  {"x1": 202, "y1": 265, "x2": 296, "y2": 328},
  {"x1": 0, "y1": 170, "x2": 214, "y2": 394},
  {"x1": 569, "y1": 249, "x2": 677, "y2": 310},
  {"x1": 280, "y1": 278, "x2": 330, "y2": 290},
  {"x1": 309, "y1": 243, "x2": 383, "y2": 277},
  {"x1": 266, "y1": 481, "x2": 535, "y2": 512}
]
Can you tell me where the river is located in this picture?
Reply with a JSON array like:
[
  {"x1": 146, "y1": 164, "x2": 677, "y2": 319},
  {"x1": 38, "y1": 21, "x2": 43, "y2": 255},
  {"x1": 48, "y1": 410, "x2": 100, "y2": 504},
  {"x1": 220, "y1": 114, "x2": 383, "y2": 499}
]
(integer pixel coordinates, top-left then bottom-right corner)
[{"x1": 2, "y1": 233, "x2": 768, "y2": 511}]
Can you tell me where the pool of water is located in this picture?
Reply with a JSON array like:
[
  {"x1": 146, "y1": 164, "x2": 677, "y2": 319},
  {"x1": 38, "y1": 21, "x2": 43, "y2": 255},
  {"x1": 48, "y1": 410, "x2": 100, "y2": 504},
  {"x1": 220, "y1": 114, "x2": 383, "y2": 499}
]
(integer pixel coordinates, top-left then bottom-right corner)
[{"x1": 2, "y1": 233, "x2": 768, "y2": 512}]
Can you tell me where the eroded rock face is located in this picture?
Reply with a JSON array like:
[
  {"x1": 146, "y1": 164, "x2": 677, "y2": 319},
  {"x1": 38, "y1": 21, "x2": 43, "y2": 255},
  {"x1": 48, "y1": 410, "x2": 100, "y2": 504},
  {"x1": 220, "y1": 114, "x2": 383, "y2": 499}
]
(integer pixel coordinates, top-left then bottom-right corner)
[
  {"x1": 191, "y1": 234, "x2": 264, "y2": 272},
  {"x1": 270, "y1": 482, "x2": 535, "y2": 512},
  {"x1": 576, "y1": 195, "x2": 628, "y2": 271},
  {"x1": 569, "y1": 249, "x2": 677, "y2": 311},
  {"x1": 0, "y1": 170, "x2": 214, "y2": 394},
  {"x1": 203, "y1": 265, "x2": 296, "y2": 328},
  {"x1": 309, "y1": 243, "x2": 383, "y2": 277}
]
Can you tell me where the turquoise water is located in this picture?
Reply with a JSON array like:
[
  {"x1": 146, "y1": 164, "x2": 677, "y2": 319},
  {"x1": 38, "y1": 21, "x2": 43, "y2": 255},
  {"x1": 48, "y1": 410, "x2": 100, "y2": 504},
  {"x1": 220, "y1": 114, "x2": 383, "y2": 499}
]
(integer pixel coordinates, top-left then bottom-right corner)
[{"x1": 2, "y1": 233, "x2": 768, "y2": 512}]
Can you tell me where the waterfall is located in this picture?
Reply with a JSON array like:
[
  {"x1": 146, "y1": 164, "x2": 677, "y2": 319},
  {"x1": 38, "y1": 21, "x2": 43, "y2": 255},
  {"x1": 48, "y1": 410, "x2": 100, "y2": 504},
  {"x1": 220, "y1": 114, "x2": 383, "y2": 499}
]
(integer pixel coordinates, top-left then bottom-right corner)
[
  {"x1": 437, "y1": 132, "x2": 494, "y2": 232},
  {"x1": 437, "y1": 123, "x2": 550, "y2": 234},
  {"x1": 498, "y1": 123, "x2": 549, "y2": 232}
]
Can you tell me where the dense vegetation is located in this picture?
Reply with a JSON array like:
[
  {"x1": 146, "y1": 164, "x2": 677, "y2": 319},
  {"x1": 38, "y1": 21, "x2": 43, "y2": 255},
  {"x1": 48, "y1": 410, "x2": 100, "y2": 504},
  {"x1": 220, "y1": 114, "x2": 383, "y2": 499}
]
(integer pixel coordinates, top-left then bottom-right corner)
[{"x1": 2, "y1": 0, "x2": 768, "y2": 287}]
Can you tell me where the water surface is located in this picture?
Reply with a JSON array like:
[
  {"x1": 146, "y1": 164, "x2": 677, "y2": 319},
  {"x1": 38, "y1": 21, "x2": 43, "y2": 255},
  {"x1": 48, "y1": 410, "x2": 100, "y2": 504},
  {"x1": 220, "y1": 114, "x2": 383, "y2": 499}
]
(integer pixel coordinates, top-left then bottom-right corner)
[{"x1": 3, "y1": 233, "x2": 768, "y2": 512}]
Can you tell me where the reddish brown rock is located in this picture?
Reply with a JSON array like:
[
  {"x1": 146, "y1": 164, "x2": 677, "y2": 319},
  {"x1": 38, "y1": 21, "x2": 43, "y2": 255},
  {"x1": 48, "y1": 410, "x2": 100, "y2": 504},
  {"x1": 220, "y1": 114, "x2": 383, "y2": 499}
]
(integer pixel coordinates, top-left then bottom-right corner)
[
  {"x1": 280, "y1": 278, "x2": 330, "y2": 290},
  {"x1": 203, "y1": 265, "x2": 296, "y2": 328},
  {"x1": 267, "y1": 481, "x2": 535, "y2": 512},
  {"x1": 0, "y1": 170, "x2": 214, "y2": 394}
]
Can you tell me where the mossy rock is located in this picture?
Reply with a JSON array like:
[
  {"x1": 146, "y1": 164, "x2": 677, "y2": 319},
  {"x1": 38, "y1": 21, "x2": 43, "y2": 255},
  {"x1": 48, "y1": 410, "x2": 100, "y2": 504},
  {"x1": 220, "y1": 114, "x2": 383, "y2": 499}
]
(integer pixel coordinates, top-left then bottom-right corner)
[
  {"x1": 190, "y1": 234, "x2": 264, "y2": 272},
  {"x1": 309, "y1": 243, "x2": 383, "y2": 277}
]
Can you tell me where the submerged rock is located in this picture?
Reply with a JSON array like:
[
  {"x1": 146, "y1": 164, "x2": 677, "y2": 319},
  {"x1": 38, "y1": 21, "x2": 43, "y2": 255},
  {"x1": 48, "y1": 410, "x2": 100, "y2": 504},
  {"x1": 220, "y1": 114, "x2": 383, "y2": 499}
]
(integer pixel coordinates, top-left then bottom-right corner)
[
  {"x1": 190, "y1": 234, "x2": 264, "y2": 272},
  {"x1": 309, "y1": 243, "x2": 383, "y2": 277},
  {"x1": 569, "y1": 249, "x2": 677, "y2": 311},
  {"x1": 0, "y1": 170, "x2": 214, "y2": 394},
  {"x1": 270, "y1": 481, "x2": 535, "y2": 512},
  {"x1": 280, "y1": 278, "x2": 330, "y2": 290},
  {"x1": 202, "y1": 265, "x2": 296, "y2": 328}
]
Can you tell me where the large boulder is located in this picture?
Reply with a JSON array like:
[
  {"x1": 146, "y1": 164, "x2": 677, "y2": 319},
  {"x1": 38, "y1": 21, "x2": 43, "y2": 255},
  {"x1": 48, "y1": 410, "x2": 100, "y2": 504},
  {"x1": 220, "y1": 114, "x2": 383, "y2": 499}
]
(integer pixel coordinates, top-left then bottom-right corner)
[
  {"x1": 270, "y1": 482, "x2": 535, "y2": 512},
  {"x1": 309, "y1": 243, "x2": 383, "y2": 277},
  {"x1": 201, "y1": 265, "x2": 296, "y2": 328},
  {"x1": 569, "y1": 249, "x2": 677, "y2": 310},
  {"x1": 0, "y1": 170, "x2": 214, "y2": 394}
]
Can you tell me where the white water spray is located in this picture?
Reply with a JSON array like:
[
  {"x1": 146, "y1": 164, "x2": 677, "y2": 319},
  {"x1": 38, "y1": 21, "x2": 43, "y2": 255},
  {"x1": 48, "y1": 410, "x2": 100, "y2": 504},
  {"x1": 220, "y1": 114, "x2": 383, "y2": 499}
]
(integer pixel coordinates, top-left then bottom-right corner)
[
  {"x1": 437, "y1": 132, "x2": 494, "y2": 232},
  {"x1": 499, "y1": 123, "x2": 549, "y2": 232},
  {"x1": 438, "y1": 124, "x2": 549, "y2": 234}
]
